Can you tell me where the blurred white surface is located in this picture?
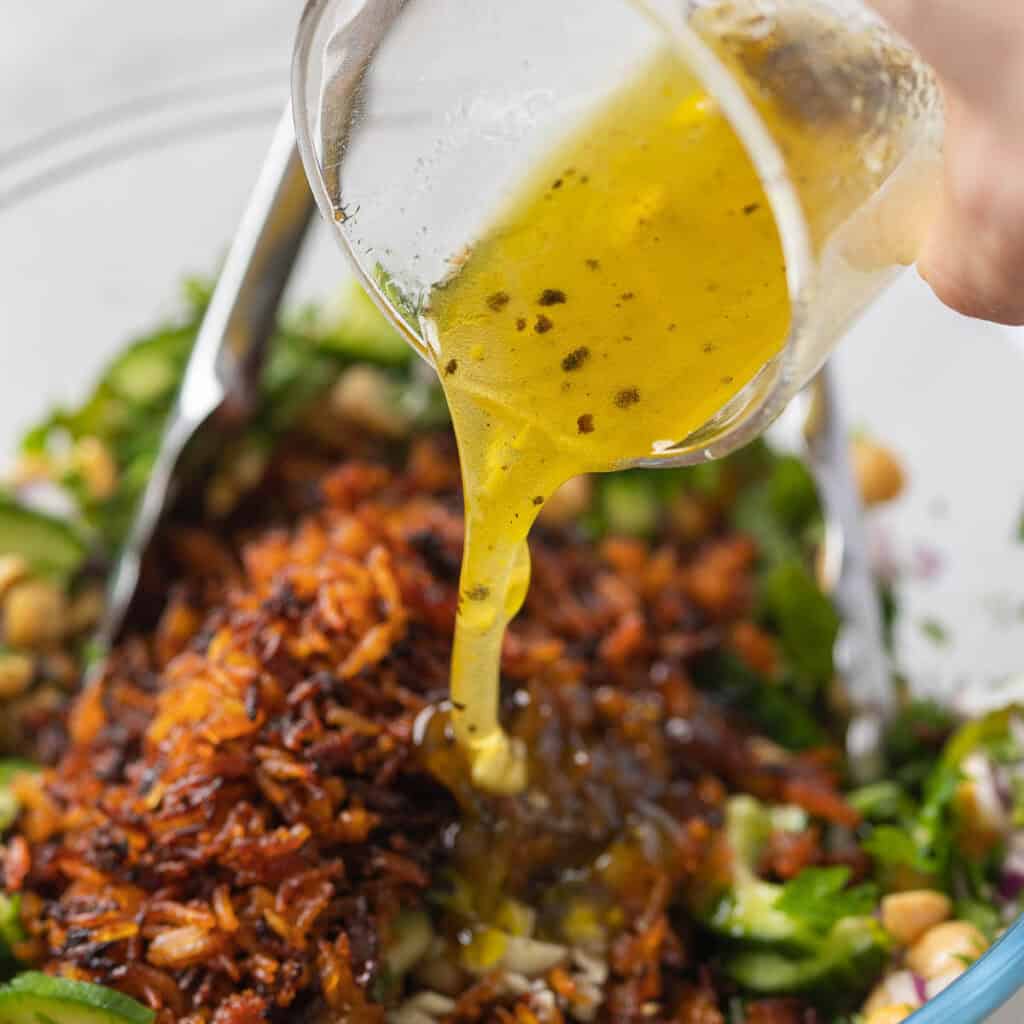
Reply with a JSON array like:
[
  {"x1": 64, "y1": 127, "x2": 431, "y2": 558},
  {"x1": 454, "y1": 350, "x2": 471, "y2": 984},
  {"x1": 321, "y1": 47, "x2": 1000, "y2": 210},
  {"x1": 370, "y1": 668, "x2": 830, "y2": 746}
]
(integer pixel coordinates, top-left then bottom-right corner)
[{"x1": 2, "y1": 2, "x2": 1023, "y2": 1020}]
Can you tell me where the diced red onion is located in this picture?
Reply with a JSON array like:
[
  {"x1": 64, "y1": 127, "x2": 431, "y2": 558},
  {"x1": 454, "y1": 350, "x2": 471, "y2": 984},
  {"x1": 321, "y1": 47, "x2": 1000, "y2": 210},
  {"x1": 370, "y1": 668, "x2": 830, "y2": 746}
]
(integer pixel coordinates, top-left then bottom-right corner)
[
  {"x1": 913, "y1": 973, "x2": 929, "y2": 1004},
  {"x1": 999, "y1": 868, "x2": 1024, "y2": 903}
]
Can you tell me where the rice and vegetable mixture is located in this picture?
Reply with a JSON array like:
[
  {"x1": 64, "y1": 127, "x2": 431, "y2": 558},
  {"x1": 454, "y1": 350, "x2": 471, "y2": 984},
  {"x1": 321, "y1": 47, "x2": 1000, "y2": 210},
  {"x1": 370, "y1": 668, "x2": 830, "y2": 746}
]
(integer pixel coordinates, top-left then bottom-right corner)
[{"x1": 0, "y1": 284, "x2": 1021, "y2": 1024}]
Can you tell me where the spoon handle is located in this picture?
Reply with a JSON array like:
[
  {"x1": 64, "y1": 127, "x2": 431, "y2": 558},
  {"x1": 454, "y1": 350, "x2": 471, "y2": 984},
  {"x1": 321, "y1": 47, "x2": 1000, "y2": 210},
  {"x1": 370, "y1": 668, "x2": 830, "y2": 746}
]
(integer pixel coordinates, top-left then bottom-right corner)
[
  {"x1": 802, "y1": 365, "x2": 893, "y2": 782},
  {"x1": 97, "y1": 107, "x2": 315, "y2": 653}
]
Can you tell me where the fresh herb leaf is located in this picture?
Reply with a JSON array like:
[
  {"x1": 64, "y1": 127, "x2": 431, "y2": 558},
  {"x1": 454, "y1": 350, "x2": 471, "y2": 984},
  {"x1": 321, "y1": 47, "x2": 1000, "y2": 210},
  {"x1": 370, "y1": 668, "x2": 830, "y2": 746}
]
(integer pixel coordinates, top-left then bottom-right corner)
[
  {"x1": 692, "y1": 652, "x2": 828, "y2": 750},
  {"x1": 955, "y1": 898, "x2": 1002, "y2": 942},
  {"x1": 847, "y1": 781, "x2": 915, "y2": 823},
  {"x1": 919, "y1": 618, "x2": 950, "y2": 647},
  {"x1": 879, "y1": 580, "x2": 899, "y2": 651},
  {"x1": 775, "y1": 867, "x2": 879, "y2": 934},
  {"x1": 732, "y1": 455, "x2": 820, "y2": 567},
  {"x1": 862, "y1": 825, "x2": 929, "y2": 872},
  {"x1": 759, "y1": 560, "x2": 839, "y2": 693},
  {"x1": 885, "y1": 699, "x2": 957, "y2": 791}
]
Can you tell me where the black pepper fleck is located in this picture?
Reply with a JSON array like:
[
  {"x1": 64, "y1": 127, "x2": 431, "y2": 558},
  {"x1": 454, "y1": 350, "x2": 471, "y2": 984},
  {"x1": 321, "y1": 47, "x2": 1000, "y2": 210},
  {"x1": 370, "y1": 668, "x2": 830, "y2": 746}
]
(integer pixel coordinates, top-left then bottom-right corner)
[
  {"x1": 577, "y1": 414, "x2": 595, "y2": 434},
  {"x1": 614, "y1": 388, "x2": 640, "y2": 409},
  {"x1": 620, "y1": 291, "x2": 635, "y2": 301},
  {"x1": 466, "y1": 585, "x2": 491, "y2": 601},
  {"x1": 532, "y1": 496, "x2": 544, "y2": 506},
  {"x1": 444, "y1": 359, "x2": 458, "y2": 376},
  {"x1": 487, "y1": 291, "x2": 511, "y2": 311},
  {"x1": 561, "y1": 346, "x2": 590, "y2": 372},
  {"x1": 551, "y1": 178, "x2": 564, "y2": 190},
  {"x1": 535, "y1": 315, "x2": 554, "y2": 334},
  {"x1": 516, "y1": 318, "x2": 528, "y2": 332},
  {"x1": 539, "y1": 288, "x2": 567, "y2": 306},
  {"x1": 743, "y1": 202, "x2": 761, "y2": 215},
  {"x1": 585, "y1": 259, "x2": 600, "y2": 270}
]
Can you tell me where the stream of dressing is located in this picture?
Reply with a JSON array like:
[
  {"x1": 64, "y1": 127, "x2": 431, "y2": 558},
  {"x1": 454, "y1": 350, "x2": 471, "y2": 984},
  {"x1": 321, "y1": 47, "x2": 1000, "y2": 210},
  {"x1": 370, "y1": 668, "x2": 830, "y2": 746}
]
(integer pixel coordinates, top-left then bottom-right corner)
[{"x1": 421, "y1": 50, "x2": 792, "y2": 792}]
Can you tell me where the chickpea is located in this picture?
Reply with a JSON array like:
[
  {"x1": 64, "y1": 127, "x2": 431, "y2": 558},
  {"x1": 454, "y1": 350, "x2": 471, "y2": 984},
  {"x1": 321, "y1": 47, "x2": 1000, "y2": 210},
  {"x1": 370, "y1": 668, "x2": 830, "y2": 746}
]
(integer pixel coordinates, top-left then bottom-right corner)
[
  {"x1": 881, "y1": 889, "x2": 952, "y2": 946},
  {"x1": 851, "y1": 437, "x2": 906, "y2": 506},
  {"x1": 330, "y1": 366, "x2": 409, "y2": 439},
  {"x1": 926, "y1": 966, "x2": 967, "y2": 999},
  {"x1": 66, "y1": 587, "x2": 105, "y2": 635},
  {"x1": 864, "y1": 971, "x2": 920, "y2": 1015},
  {"x1": 72, "y1": 436, "x2": 118, "y2": 500},
  {"x1": 864, "y1": 1006, "x2": 916, "y2": 1024},
  {"x1": 907, "y1": 921, "x2": 989, "y2": 980},
  {"x1": 539, "y1": 476, "x2": 593, "y2": 527},
  {"x1": 0, "y1": 653, "x2": 34, "y2": 700},
  {"x1": 3, "y1": 579, "x2": 67, "y2": 649},
  {"x1": 0, "y1": 556, "x2": 28, "y2": 600}
]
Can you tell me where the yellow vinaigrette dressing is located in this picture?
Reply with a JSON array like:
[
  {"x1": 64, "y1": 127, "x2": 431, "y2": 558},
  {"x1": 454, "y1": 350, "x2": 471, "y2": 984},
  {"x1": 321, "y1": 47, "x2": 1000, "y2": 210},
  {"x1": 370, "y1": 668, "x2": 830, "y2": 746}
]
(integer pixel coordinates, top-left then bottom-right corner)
[{"x1": 423, "y1": 51, "x2": 792, "y2": 793}]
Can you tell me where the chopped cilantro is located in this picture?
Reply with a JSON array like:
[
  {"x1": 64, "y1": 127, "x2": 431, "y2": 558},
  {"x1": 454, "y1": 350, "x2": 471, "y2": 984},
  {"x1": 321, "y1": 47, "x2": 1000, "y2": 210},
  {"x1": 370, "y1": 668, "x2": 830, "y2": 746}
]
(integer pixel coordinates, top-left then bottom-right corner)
[
  {"x1": 759, "y1": 560, "x2": 839, "y2": 693},
  {"x1": 920, "y1": 618, "x2": 951, "y2": 647},
  {"x1": 775, "y1": 867, "x2": 879, "y2": 934},
  {"x1": 955, "y1": 898, "x2": 1002, "y2": 942},
  {"x1": 862, "y1": 825, "x2": 928, "y2": 872},
  {"x1": 847, "y1": 781, "x2": 914, "y2": 823}
]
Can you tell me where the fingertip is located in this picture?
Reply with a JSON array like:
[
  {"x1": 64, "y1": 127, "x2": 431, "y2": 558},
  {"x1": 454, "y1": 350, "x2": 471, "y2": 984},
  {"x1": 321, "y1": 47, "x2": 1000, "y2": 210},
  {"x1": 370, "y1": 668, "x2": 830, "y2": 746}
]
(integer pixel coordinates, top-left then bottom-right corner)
[
  {"x1": 918, "y1": 221, "x2": 1024, "y2": 328},
  {"x1": 919, "y1": 261, "x2": 1024, "y2": 327}
]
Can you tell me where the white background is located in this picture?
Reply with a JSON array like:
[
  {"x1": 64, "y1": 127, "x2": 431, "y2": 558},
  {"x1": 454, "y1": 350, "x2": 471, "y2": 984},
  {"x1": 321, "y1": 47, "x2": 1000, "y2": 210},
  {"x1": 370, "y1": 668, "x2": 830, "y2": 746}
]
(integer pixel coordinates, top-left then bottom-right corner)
[{"x1": 2, "y1": 2, "x2": 1023, "y2": 1019}]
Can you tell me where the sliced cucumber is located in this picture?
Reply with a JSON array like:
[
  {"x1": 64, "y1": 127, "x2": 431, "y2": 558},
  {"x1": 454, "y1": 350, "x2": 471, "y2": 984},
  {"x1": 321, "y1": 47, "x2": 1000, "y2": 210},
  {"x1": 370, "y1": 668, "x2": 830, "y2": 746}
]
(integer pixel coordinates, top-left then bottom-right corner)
[
  {"x1": 103, "y1": 328, "x2": 194, "y2": 406},
  {"x1": 0, "y1": 894, "x2": 22, "y2": 977},
  {"x1": 0, "y1": 974, "x2": 154, "y2": 1024},
  {"x1": 0, "y1": 498, "x2": 86, "y2": 581},
  {"x1": 322, "y1": 281, "x2": 412, "y2": 366}
]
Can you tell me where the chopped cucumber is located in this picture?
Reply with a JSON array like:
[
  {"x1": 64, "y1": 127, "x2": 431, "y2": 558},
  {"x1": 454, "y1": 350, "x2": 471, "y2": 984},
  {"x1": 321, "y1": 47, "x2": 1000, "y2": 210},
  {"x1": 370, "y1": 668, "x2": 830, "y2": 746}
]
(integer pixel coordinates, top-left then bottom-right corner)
[
  {"x1": 321, "y1": 283, "x2": 411, "y2": 367},
  {"x1": 0, "y1": 974, "x2": 154, "y2": 1024},
  {"x1": 0, "y1": 498, "x2": 86, "y2": 581},
  {"x1": 0, "y1": 894, "x2": 22, "y2": 975},
  {"x1": 103, "y1": 328, "x2": 194, "y2": 406}
]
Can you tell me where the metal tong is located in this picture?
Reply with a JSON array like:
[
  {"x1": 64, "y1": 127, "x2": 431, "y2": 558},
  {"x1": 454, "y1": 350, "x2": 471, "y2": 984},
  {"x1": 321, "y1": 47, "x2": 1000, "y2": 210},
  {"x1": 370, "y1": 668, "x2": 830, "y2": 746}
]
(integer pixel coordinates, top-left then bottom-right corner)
[
  {"x1": 95, "y1": 109, "x2": 315, "y2": 654},
  {"x1": 775, "y1": 366, "x2": 894, "y2": 782}
]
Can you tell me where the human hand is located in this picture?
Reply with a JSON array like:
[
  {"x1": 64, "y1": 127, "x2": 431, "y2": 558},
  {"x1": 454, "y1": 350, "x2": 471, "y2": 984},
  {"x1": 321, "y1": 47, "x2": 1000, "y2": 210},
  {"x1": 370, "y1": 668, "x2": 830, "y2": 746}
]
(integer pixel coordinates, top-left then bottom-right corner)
[{"x1": 868, "y1": 0, "x2": 1024, "y2": 324}]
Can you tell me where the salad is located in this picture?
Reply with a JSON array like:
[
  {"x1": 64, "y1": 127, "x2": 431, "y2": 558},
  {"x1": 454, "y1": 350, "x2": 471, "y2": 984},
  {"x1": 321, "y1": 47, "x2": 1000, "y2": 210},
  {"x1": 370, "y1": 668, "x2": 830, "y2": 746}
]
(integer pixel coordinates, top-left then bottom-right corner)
[{"x1": 0, "y1": 280, "x2": 1018, "y2": 1024}]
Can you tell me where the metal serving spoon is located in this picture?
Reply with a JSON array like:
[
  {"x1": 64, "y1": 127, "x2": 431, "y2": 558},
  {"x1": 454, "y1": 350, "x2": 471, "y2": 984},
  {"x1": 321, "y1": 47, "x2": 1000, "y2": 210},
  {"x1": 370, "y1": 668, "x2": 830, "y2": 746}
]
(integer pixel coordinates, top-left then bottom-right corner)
[
  {"x1": 773, "y1": 365, "x2": 894, "y2": 782},
  {"x1": 94, "y1": 108, "x2": 315, "y2": 655}
]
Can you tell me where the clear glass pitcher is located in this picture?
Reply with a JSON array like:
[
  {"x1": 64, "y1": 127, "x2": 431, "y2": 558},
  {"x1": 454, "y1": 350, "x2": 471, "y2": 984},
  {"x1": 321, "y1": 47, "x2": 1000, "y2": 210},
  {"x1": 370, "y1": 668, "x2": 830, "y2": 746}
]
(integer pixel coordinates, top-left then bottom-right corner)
[{"x1": 292, "y1": 0, "x2": 943, "y2": 464}]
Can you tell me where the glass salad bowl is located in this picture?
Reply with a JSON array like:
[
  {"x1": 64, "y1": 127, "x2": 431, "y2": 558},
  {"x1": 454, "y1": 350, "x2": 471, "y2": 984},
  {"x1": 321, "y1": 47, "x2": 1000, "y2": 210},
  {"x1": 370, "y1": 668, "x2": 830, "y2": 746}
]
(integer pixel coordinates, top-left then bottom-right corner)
[{"x1": 2, "y1": 1, "x2": 1024, "y2": 1021}]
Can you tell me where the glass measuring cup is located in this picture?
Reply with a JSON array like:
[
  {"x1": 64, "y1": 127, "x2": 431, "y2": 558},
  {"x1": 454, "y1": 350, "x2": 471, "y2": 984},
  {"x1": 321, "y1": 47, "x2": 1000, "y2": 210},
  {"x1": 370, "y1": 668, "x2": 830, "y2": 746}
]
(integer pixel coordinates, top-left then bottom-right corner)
[{"x1": 293, "y1": 0, "x2": 943, "y2": 465}]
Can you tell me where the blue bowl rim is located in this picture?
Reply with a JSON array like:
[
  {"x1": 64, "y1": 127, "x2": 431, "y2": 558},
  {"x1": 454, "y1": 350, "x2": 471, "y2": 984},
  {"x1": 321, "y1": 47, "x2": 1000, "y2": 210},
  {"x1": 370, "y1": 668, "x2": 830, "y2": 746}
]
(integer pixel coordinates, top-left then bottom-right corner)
[{"x1": 908, "y1": 912, "x2": 1024, "y2": 1022}]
